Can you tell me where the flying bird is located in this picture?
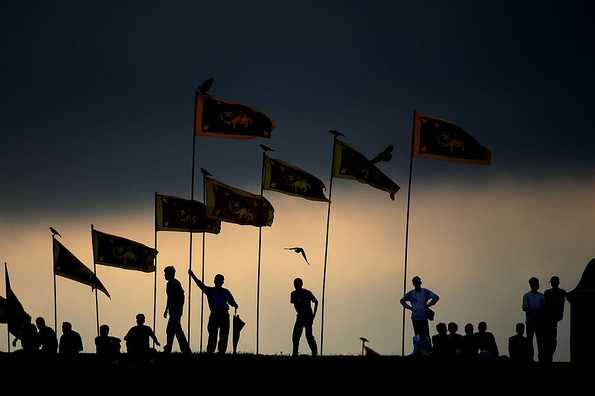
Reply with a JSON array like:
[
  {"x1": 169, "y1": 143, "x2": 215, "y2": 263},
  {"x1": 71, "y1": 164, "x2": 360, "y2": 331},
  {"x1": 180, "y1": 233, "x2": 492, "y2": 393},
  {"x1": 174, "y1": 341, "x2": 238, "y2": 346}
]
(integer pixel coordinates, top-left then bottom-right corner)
[
  {"x1": 285, "y1": 247, "x2": 309, "y2": 265},
  {"x1": 198, "y1": 77, "x2": 214, "y2": 94},
  {"x1": 329, "y1": 130, "x2": 345, "y2": 138},
  {"x1": 200, "y1": 168, "x2": 212, "y2": 176},
  {"x1": 370, "y1": 145, "x2": 394, "y2": 164},
  {"x1": 259, "y1": 144, "x2": 274, "y2": 152},
  {"x1": 49, "y1": 227, "x2": 62, "y2": 238}
]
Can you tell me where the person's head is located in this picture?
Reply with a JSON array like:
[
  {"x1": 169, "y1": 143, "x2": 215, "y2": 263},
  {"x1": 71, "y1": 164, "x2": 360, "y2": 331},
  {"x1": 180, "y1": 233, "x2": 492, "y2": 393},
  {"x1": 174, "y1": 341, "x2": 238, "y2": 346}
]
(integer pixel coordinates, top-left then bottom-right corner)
[
  {"x1": 35, "y1": 317, "x2": 46, "y2": 329},
  {"x1": 100, "y1": 324, "x2": 110, "y2": 337},
  {"x1": 412, "y1": 276, "x2": 422, "y2": 289},
  {"x1": 294, "y1": 278, "x2": 304, "y2": 290},
  {"x1": 464, "y1": 323, "x2": 474, "y2": 335},
  {"x1": 436, "y1": 322, "x2": 447, "y2": 335},
  {"x1": 214, "y1": 274, "x2": 224, "y2": 287},
  {"x1": 62, "y1": 322, "x2": 72, "y2": 333},
  {"x1": 136, "y1": 313, "x2": 145, "y2": 325},
  {"x1": 164, "y1": 266, "x2": 176, "y2": 281},
  {"x1": 478, "y1": 321, "x2": 487, "y2": 333},
  {"x1": 515, "y1": 322, "x2": 525, "y2": 336},
  {"x1": 447, "y1": 322, "x2": 458, "y2": 334},
  {"x1": 529, "y1": 277, "x2": 540, "y2": 292},
  {"x1": 550, "y1": 276, "x2": 560, "y2": 289}
]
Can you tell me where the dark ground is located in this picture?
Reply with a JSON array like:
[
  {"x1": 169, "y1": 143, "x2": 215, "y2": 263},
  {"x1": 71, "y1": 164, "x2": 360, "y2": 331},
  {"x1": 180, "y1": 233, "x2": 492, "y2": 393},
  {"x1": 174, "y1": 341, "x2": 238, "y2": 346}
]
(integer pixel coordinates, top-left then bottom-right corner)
[{"x1": 0, "y1": 352, "x2": 586, "y2": 392}]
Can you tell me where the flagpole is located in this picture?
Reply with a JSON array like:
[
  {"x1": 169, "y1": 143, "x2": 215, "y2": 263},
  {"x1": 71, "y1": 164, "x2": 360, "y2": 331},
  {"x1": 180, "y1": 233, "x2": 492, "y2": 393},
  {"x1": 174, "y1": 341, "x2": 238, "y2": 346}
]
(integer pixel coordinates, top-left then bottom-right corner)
[
  {"x1": 5, "y1": 262, "x2": 9, "y2": 353},
  {"x1": 320, "y1": 132, "x2": 338, "y2": 356},
  {"x1": 91, "y1": 224, "x2": 99, "y2": 337},
  {"x1": 153, "y1": 192, "x2": 158, "y2": 347},
  {"x1": 200, "y1": 169, "x2": 208, "y2": 353},
  {"x1": 52, "y1": 235, "x2": 58, "y2": 336},
  {"x1": 401, "y1": 110, "x2": 416, "y2": 356},
  {"x1": 256, "y1": 149, "x2": 267, "y2": 355},
  {"x1": 187, "y1": 90, "x2": 199, "y2": 347}
]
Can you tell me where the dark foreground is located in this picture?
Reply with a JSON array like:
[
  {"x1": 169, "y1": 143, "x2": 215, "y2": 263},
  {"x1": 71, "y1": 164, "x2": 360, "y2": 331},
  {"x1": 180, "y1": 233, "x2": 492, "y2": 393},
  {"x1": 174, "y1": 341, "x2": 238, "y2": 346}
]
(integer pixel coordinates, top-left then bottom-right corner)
[{"x1": 0, "y1": 352, "x2": 586, "y2": 392}]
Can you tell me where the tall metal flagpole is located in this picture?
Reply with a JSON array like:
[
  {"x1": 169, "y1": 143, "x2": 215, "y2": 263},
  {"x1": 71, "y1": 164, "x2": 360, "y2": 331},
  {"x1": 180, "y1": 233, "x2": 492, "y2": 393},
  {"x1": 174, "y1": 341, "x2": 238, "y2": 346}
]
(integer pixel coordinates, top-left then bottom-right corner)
[
  {"x1": 91, "y1": 224, "x2": 99, "y2": 336},
  {"x1": 320, "y1": 131, "x2": 339, "y2": 355},
  {"x1": 187, "y1": 91, "x2": 199, "y2": 346},
  {"x1": 5, "y1": 262, "x2": 10, "y2": 353},
  {"x1": 52, "y1": 235, "x2": 58, "y2": 335},
  {"x1": 153, "y1": 192, "x2": 158, "y2": 346},
  {"x1": 256, "y1": 148, "x2": 267, "y2": 354},
  {"x1": 401, "y1": 110, "x2": 417, "y2": 356},
  {"x1": 200, "y1": 168, "x2": 209, "y2": 353}
]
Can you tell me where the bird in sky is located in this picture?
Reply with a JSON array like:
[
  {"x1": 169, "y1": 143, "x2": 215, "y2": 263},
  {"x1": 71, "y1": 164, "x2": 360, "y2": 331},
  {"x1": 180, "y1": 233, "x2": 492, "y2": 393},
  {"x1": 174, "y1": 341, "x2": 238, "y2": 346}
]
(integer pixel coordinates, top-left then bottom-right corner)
[
  {"x1": 49, "y1": 227, "x2": 62, "y2": 238},
  {"x1": 198, "y1": 77, "x2": 214, "y2": 94},
  {"x1": 370, "y1": 145, "x2": 394, "y2": 164},
  {"x1": 285, "y1": 247, "x2": 309, "y2": 265},
  {"x1": 260, "y1": 144, "x2": 274, "y2": 152}
]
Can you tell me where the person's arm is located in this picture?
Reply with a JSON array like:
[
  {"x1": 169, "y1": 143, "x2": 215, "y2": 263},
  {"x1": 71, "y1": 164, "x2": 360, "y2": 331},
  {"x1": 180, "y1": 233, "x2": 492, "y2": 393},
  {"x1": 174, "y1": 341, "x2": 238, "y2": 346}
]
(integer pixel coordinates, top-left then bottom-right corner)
[
  {"x1": 188, "y1": 269, "x2": 208, "y2": 293},
  {"x1": 312, "y1": 295, "x2": 319, "y2": 318},
  {"x1": 151, "y1": 330, "x2": 160, "y2": 346},
  {"x1": 400, "y1": 293, "x2": 412, "y2": 310},
  {"x1": 522, "y1": 294, "x2": 528, "y2": 312},
  {"x1": 227, "y1": 290, "x2": 239, "y2": 309},
  {"x1": 427, "y1": 290, "x2": 440, "y2": 307},
  {"x1": 77, "y1": 334, "x2": 83, "y2": 352}
]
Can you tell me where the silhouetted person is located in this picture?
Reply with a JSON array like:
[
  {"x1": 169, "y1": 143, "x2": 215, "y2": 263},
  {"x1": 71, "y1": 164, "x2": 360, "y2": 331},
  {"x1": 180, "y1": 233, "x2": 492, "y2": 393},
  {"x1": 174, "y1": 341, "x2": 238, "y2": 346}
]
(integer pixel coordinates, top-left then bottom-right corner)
[
  {"x1": 290, "y1": 278, "x2": 318, "y2": 356},
  {"x1": 95, "y1": 324, "x2": 121, "y2": 360},
  {"x1": 189, "y1": 270, "x2": 238, "y2": 354},
  {"x1": 35, "y1": 317, "x2": 57, "y2": 354},
  {"x1": 543, "y1": 276, "x2": 566, "y2": 362},
  {"x1": 431, "y1": 322, "x2": 449, "y2": 358},
  {"x1": 12, "y1": 314, "x2": 39, "y2": 353},
  {"x1": 400, "y1": 276, "x2": 439, "y2": 355},
  {"x1": 447, "y1": 322, "x2": 464, "y2": 356},
  {"x1": 476, "y1": 321, "x2": 498, "y2": 360},
  {"x1": 567, "y1": 258, "x2": 595, "y2": 363},
  {"x1": 461, "y1": 323, "x2": 478, "y2": 359},
  {"x1": 163, "y1": 266, "x2": 191, "y2": 354},
  {"x1": 59, "y1": 322, "x2": 83, "y2": 356},
  {"x1": 522, "y1": 277, "x2": 545, "y2": 362},
  {"x1": 508, "y1": 323, "x2": 531, "y2": 363},
  {"x1": 125, "y1": 313, "x2": 160, "y2": 356}
]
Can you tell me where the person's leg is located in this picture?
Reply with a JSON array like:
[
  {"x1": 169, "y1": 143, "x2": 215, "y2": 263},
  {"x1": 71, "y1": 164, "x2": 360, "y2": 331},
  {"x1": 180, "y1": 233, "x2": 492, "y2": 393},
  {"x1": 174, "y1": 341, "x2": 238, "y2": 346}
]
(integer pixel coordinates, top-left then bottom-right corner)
[
  {"x1": 207, "y1": 314, "x2": 218, "y2": 354},
  {"x1": 304, "y1": 318, "x2": 318, "y2": 356},
  {"x1": 552, "y1": 322, "x2": 558, "y2": 356},
  {"x1": 173, "y1": 316, "x2": 191, "y2": 354},
  {"x1": 536, "y1": 322, "x2": 547, "y2": 363},
  {"x1": 164, "y1": 318, "x2": 175, "y2": 353},
  {"x1": 525, "y1": 321, "x2": 535, "y2": 361},
  {"x1": 218, "y1": 313, "x2": 230, "y2": 354},
  {"x1": 292, "y1": 318, "x2": 304, "y2": 356}
]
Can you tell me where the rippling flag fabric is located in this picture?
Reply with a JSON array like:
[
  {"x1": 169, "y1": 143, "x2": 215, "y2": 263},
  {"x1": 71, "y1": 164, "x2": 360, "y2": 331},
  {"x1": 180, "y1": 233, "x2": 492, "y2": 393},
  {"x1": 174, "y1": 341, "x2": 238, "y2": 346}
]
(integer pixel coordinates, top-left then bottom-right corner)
[
  {"x1": 92, "y1": 229, "x2": 157, "y2": 273},
  {"x1": 156, "y1": 194, "x2": 221, "y2": 234},
  {"x1": 263, "y1": 157, "x2": 328, "y2": 202}
]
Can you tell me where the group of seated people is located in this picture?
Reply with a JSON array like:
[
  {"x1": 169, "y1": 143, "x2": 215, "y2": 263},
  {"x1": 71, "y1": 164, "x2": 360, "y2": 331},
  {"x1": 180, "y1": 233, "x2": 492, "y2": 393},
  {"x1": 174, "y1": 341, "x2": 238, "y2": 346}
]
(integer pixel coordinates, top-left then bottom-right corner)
[{"x1": 425, "y1": 321, "x2": 533, "y2": 362}]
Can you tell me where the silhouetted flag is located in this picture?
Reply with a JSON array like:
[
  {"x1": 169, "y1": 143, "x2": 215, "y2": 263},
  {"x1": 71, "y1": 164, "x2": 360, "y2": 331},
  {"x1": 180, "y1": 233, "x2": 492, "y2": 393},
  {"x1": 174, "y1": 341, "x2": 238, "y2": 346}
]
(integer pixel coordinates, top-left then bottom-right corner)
[
  {"x1": 332, "y1": 140, "x2": 400, "y2": 200},
  {"x1": 92, "y1": 229, "x2": 157, "y2": 273},
  {"x1": 4, "y1": 264, "x2": 29, "y2": 337},
  {"x1": 194, "y1": 94, "x2": 275, "y2": 139},
  {"x1": 156, "y1": 194, "x2": 221, "y2": 234},
  {"x1": 364, "y1": 345, "x2": 381, "y2": 356},
  {"x1": 263, "y1": 157, "x2": 329, "y2": 202},
  {"x1": 0, "y1": 296, "x2": 7, "y2": 323},
  {"x1": 232, "y1": 313, "x2": 245, "y2": 354},
  {"x1": 413, "y1": 113, "x2": 491, "y2": 165},
  {"x1": 205, "y1": 177, "x2": 274, "y2": 227},
  {"x1": 53, "y1": 238, "x2": 110, "y2": 298}
]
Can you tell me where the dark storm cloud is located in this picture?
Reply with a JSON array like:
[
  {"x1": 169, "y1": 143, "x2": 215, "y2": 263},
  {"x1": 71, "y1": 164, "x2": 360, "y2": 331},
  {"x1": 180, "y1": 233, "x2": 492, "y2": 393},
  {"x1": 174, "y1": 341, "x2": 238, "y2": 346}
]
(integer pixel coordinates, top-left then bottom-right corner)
[{"x1": 1, "y1": 1, "x2": 594, "y2": 218}]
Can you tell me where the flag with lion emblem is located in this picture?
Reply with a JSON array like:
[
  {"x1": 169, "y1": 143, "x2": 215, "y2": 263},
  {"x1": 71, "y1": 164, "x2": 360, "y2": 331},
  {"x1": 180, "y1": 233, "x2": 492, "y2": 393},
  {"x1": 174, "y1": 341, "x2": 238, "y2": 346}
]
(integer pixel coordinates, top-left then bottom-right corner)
[
  {"x1": 194, "y1": 94, "x2": 275, "y2": 139},
  {"x1": 413, "y1": 112, "x2": 491, "y2": 165},
  {"x1": 263, "y1": 157, "x2": 328, "y2": 202},
  {"x1": 155, "y1": 194, "x2": 221, "y2": 234},
  {"x1": 92, "y1": 228, "x2": 157, "y2": 272},
  {"x1": 205, "y1": 177, "x2": 274, "y2": 227},
  {"x1": 332, "y1": 140, "x2": 400, "y2": 200}
]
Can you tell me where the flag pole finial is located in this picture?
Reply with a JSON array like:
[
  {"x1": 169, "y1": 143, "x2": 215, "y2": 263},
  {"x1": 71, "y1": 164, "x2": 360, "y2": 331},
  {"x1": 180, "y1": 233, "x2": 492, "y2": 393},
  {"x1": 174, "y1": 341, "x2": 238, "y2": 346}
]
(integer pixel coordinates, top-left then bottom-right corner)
[
  {"x1": 197, "y1": 78, "x2": 214, "y2": 95},
  {"x1": 259, "y1": 144, "x2": 274, "y2": 153},
  {"x1": 329, "y1": 130, "x2": 344, "y2": 138}
]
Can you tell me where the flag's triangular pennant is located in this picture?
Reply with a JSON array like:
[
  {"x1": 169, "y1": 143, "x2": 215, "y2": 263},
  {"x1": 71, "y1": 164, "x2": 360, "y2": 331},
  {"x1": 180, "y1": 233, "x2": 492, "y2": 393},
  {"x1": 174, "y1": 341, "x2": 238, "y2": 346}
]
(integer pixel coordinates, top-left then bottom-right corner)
[
  {"x1": 413, "y1": 112, "x2": 491, "y2": 165},
  {"x1": 4, "y1": 264, "x2": 30, "y2": 338},
  {"x1": 194, "y1": 94, "x2": 275, "y2": 139},
  {"x1": 0, "y1": 295, "x2": 7, "y2": 324},
  {"x1": 263, "y1": 157, "x2": 329, "y2": 202},
  {"x1": 92, "y1": 229, "x2": 157, "y2": 273},
  {"x1": 332, "y1": 140, "x2": 400, "y2": 200},
  {"x1": 205, "y1": 177, "x2": 274, "y2": 227},
  {"x1": 155, "y1": 194, "x2": 221, "y2": 234},
  {"x1": 53, "y1": 238, "x2": 110, "y2": 298}
]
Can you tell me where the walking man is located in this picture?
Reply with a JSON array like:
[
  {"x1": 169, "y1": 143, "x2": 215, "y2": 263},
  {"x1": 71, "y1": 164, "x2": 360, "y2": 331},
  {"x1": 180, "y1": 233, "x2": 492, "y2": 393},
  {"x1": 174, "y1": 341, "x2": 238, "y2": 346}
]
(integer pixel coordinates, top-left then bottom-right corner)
[
  {"x1": 543, "y1": 276, "x2": 567, "y2": 362},
  {"x1": 400, "y1": 276, "x2": 439, "y2": 355},
  {"x1": 290, "y1": 278, "x2": 318, "y2": 356},
  {"x1": 163, "y1": 266, "x2": 191, "y2": 354},
  {"x1": 522, "y1": 277, "x2": 546, "y2": 362},
  {"x1": 189, "y1": 270, "x2": 238, "y2": 354}
]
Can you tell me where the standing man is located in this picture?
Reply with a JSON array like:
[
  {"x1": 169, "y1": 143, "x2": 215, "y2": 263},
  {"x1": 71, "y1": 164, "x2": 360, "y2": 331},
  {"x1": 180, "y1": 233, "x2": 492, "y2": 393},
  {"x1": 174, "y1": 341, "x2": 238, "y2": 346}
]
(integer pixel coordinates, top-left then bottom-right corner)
[
  {"x1": 543, "y1": 276, "x2": 567, "y2": 362},
  {"x1": 290, "y1": 278, "x2": 318, "y2": 356},
  {"x1": 163, "y1": 266, "x2": 191, "y2": 354},
  {"x1": 400, "y1": 276, "x2": 439, "y2": 355},
  {"x1": 189, "y1": 270, "x2": 238, "y2": 354},
  {"x1": 522, "y1": 277, "x2": 546, "y2": 362},
  {"x1": 35, "y1": 317, "x2": 57, "y2": 354}
]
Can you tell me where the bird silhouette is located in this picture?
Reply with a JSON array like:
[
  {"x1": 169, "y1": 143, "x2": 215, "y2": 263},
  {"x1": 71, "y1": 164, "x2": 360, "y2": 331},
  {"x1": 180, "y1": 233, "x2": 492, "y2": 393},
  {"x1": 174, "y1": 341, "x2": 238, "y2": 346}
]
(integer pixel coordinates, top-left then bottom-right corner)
[
  {"x1": 198, "y1": 78, "x2": 214, "y2": 94},
  {"x1": 200, "y1": 168, "x2": 212, "y2": 176},
  {"x1": 329, "y1": 130, "x2": 345, "y2": 138},
  {"x1": 259, "y1": 144, "x2": 274, "y2": 153},
  {"x1": 49, "y1": 227, "x2": 62, "y2": 238},
  {"x1": 370, "y1": 145, "x2": 394, "y2": 164},
  {"x1": 285, "y1": 247, "x2": 309, "y2": 265}
]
